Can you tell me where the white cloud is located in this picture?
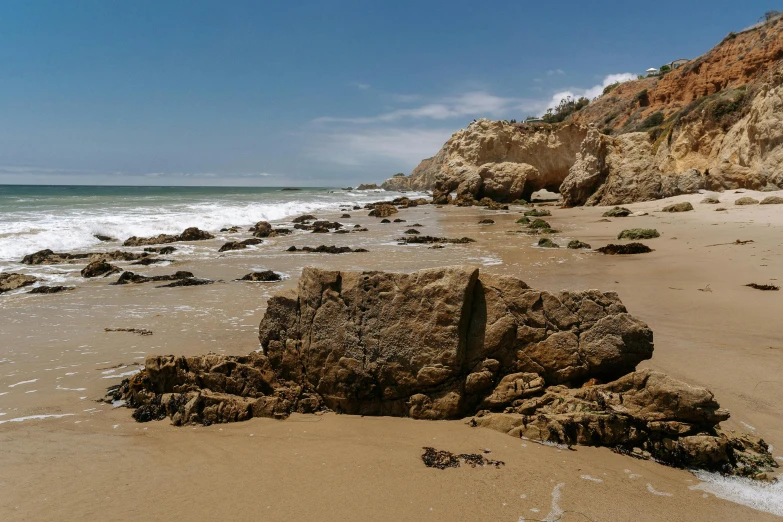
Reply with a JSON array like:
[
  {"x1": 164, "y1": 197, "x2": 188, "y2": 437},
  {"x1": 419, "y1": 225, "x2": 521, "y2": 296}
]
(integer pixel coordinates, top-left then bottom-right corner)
[
  {"x1": 313, "y1": 91, "x2": 519, "y2": 124},
  {"x1": 546, "y1": 72, "x2": 638, "y2": 110},
  {"x1": 546, "y1": 69, "x2": 565, "y2": 76},
  {"x1": 308, "y1": 128, "x2": 454, "y2": 167}
]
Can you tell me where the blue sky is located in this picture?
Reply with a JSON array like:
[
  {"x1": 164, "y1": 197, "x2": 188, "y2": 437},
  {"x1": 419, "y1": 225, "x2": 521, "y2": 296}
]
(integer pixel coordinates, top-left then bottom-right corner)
[{"x1": 0, "y1": 1, "x2": 775, "y2": 186}]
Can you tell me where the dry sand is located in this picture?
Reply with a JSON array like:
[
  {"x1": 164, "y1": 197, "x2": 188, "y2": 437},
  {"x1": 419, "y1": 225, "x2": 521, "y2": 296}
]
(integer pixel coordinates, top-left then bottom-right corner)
[{"x1": 1, "y1": 190, "x2": 782, "y2": 521}]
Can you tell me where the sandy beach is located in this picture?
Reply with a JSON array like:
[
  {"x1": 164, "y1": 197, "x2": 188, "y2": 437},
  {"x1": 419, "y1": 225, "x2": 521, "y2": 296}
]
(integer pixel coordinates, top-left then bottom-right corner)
[{"x1": 1, "y1": 190, "x2": 782, "y2": 521}]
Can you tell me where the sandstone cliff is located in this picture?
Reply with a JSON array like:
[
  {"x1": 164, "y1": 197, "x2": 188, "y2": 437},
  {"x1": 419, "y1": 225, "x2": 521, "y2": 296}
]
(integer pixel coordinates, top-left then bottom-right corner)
[
  {"x1": 389, "y1": 16, "x2": 783, "y2": 205},
  {"x1": 110, "y1": 266, "x2": 776, "y2": 478}
]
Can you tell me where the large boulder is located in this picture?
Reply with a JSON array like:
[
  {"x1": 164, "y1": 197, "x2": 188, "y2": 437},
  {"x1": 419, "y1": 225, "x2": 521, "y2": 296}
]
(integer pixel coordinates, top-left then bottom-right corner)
[
  {"x1": 81, "y1": 260, "x2": 122, "y2": 278},
  {"x1": 110, "y1": 266, "x2": 776, "y2": 477}
]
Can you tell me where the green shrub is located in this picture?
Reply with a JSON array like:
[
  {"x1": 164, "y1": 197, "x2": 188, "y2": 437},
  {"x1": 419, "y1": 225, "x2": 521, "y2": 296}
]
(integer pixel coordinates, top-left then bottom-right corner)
[
  {"x1": 603, "y1": 82, "x2": 620, "y2": 95},
  {"x1": 639, "y1": 111, "x2": 664, "y2": 130},
  {"x1": 617, "y1": 228, "x2": 660, "y2": 240}
]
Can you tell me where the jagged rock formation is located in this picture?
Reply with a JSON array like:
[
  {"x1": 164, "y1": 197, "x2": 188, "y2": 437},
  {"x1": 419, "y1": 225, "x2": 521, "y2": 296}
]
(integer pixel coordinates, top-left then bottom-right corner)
[
  {"x1": 123, "y1": 227, "x2": 214, "y2": 247},
  {"x1": 22, "y1": 249, "x2": 152, "y2": 265},
  {"x1": 109, "y1": 266, "x2": 775, "y2": 477}
]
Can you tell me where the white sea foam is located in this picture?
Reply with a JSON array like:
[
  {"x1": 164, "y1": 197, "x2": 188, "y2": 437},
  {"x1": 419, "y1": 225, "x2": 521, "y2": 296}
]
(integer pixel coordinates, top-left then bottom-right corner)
[
  {"x1": 690, "y1": 471, "x2": 783, "y2": 516},
  {"x1": 0, "y1": 413, "x2": 75, "y2": 425},
  {"x1": 0, "y1": 188, "x2": 415, "y2": 262}
]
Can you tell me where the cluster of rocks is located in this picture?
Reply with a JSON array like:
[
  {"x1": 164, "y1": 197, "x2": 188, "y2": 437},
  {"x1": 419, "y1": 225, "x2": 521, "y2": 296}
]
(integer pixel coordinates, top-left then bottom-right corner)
[
  {"x1": 123, "y1": 227, "x2": 214, "y2": 247},
  {"x1": 111, "y1": 271, "x2": 194, "y2": 285},
  {"x1": 22, "y1": 249, "x2": 153, "y2": 265},
  {"x1": 110, "y1": 266, "x2": 776, "y2": 477},
  {"x1": 285, "y1": 246, "x2": 369, "y2": 254},
  {"x1": 396, "y1": 236, "x2": 475, "y2": 245},
  {"x1": 249, "y1": 221, "x2": 292, "y2": 238}
]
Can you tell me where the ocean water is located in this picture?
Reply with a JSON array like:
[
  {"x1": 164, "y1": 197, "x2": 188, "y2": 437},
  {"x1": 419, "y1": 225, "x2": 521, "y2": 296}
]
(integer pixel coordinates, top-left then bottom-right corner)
[{"x1": 0, "y1": 185, "x2": 412, "y2": 262}]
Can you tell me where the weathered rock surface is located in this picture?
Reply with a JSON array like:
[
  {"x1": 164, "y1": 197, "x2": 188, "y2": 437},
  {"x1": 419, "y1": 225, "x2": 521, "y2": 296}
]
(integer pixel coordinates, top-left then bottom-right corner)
[
  {"x1": 81, "y1": 260, "x2": 123, "y2": 278},
  {"x1": 760, "y1": 195, "x2": 783, "y2": 204},
  {"x1": 368, "y1": 203, "x2": 398, "y2": 218},
  {"x1": 29, "y1": 285, "x2": 73, "y2": 294},
  {"x1": 111, "y1": 271, "x2": 194, "y2": 285},
  {"x1": 110, "y1": 266, "x2": 775, "y2": 476},
  {"x1": 239, "y1": 271, "x2": 282, "y2": 282},
  {"x1": 21, "y1": 249, "x2": 151, "y2": 265},
  {"x1": 123, "y1": 227, "x2": 214, "y2": 247},
  {"x1": 286, "y1": 246, "x2": 369, "y2": 254},
  {"x1": 597, "y1": 243, "x2": 653, "y2": 255},
  {"x1": 734, "y1": 196, "x2": 759, "y2": 205},
  {"x1": 662, "y1": 201, "x2": 694, "y2": 212},
  {"x1": 0, "y1": 273, "x2": 38, "y2": 293},
  {"x1": 218, "y1": 239, "x2": 263, "y2": 252}
]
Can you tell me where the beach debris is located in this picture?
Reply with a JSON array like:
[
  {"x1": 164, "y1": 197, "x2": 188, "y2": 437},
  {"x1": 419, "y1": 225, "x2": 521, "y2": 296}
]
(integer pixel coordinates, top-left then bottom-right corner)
[
  {"x1": 698, "y1": 284, "x2": 713, "y2": 292},
  {"x1": 286, "y1": 246, "x2": 369, "y2": 254},
  {"x1": 602, "y1": 206, "x2": 631, "y2": 217},
  {"x1": 700, "y1": 197, "x2": 720, "y2": 204},
  {"x1": 105, "y1": 328, "x2": 153, "y2": 336},
  {"x1": 111, "y1": 271, "x2": 194, "y2": 285},
  {"x1": 0, "y1": 273, "x2": 38, "y2": 294},
  {"x1": 745, "y1": 283, "x2": 779, "y2": 291},
  {"x1": 477, "y1": 219, "x2": 495, "y2": 224},
  {"x1": 239, "y1": 271, "x2": 283, "y2": 282},
  {"x1": 715, "y1": 207, "x2": 727, "y2": 211},
  {"x1": 617, "y1": 228, "x2": 660, "y2": 240},
  {"x1": 705, "y1": 239, "x2": 754, "y2": 247},
  {"x1": 567, "y1": 240, "x2": 591, "y2": 249},
  {"x1": 661, "y1": 202, "x2": 694, "y2": 212},
  {"x1": 123, "y1": 227, "x2": 214, "y2": 247},
  {"x1": 537, "y1": 238, "x2": 559, "y2": 248},
  {"x1": 597, "y1": 243, "x2": 653, "y2": 255},
  {"x1": 81, "y1": 260, "x2": 122, "y2": 278},
  {"x1": 29, "y1": 285, "x2": 74, "y2": 294},
  {"x1": 596, "y1": 218, "x2": 612, "y2": 222},
  {"x1": 421, "y1": 447, "x2": 504, "y2": 470},
  {"x1": 735, "y1": 197, "x2": 759, "y2": 205}
]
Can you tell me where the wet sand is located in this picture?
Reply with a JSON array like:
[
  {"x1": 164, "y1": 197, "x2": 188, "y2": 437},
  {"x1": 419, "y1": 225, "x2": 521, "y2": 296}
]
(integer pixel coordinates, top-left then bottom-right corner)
[{"x1": 1, "y1": 190, "x2": 782, "y2": 521}]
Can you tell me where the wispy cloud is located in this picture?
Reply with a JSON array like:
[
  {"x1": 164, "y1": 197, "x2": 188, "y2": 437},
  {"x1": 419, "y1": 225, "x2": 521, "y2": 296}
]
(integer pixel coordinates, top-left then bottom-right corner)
[
  {"x1": 308, "y1": 128, "x2": 454, "y2": 166},
  {"x1": 356, "y1": 83, "x2": 370, "y2": 90},
  {"x1": 546, "y1": 69, "x2": 565, "y2": 76},
  {"x1": 313, "y1": 91, "x2": 521, "y2": 124}
]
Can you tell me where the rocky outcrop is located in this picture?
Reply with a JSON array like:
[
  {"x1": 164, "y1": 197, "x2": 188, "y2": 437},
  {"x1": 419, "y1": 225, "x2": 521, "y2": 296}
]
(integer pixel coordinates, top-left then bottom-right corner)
[
  {"x1": 381, "y1": 145, "x2": 450, "y2": 191},
  {"x1": 430, "y1": 120, "x2": 588, "y2": 204},
  {"x1": 239, "y1": 271, "x2": 282, "y2": 282},
  {"x1": 112, "y1": 271, "x2": 194, "y2": 285},
  {"x1": 0, "y1": 273, "x2": 38, "y2": 294},
  {"x1": 108, "y1": 266, "x2": 776, "y2": 477},
  {"x1": 21, "y1": 249, "x2": 152, "y2": 265},
  {"x1": 367, "y1": 203, "x2": 398, "y2": 218},
  {"x1": 356, "y1": 183, "x2": 380, "y2": 190},
  {"x1": 81, "y1": 260, "x2": 122, "y2": 278},
  {"x1": 218, "y1": 239, "x2": 263, "y2": 252},
  {"x1": 123, "y1": 227, "x2": 214, "y2": 247}
]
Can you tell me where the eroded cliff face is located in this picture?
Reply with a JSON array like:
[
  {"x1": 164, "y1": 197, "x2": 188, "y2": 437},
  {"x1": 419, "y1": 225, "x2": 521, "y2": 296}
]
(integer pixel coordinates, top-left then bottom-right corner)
[
  {"x1": 109, "y1": 266, "x2": 777, "y2": 478},
  {"x1": 429, "y1": 120, "x2": 588, "y2": 203},
  {"x1": 388, "y1": 18, "x2": 783, "y2": 206}
]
